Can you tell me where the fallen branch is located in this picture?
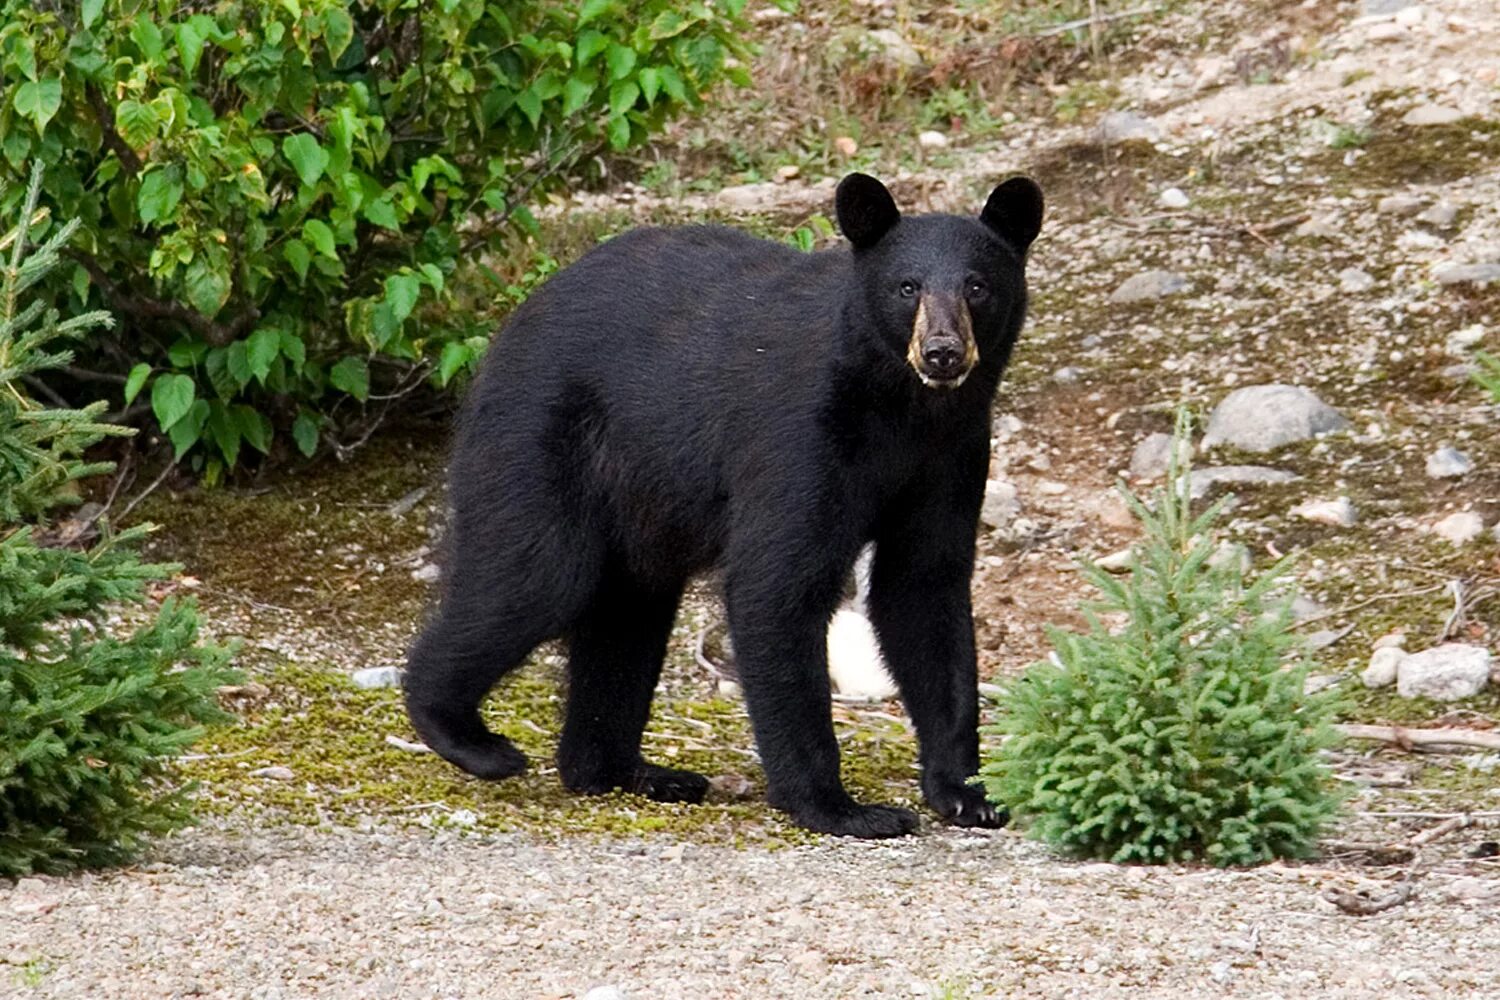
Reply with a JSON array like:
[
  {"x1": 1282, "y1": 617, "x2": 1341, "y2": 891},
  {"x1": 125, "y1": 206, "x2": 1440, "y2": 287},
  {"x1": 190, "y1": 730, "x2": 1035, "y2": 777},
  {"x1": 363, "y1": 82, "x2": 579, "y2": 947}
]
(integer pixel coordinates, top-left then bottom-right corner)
[
  {"x1": 1322, "y1": 879, "x2": 1416, "y2": 916},
  {"x1": 1335, "y1": 724, "x2": 1500, "y2": 752},
  {"x1": 1033, "y1": 4, "x2": 1159, "y2": 37},
  {"x1": 1410, "y1": 814, "x2": 1475, "y2": 847}
]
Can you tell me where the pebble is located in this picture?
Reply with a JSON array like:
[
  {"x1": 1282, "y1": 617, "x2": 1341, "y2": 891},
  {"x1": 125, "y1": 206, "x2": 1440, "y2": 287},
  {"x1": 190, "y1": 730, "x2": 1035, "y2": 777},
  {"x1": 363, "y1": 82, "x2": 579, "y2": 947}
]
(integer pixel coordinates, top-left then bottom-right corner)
[
  {"x1": 1362, "y1": 646, "x2": 1405, "y2": 688},
  {"x1": 1189, "y1": 465, "x2": 1300, "y2": 498},
  {"x1": 352, "y1": 666, "x2": 403, "y2": 690},
  {"x1": 1053, "y1": 365, "x2": 1084, "y2": 383},
  {"x1": 866, "y1": 28, "x2": 921, "y2": 67},
  {"x1": 250, "y1": 766, "x2": 295, "y2": 781},
  {"x1": 917, "y1": 130, "x2": 949, "y2": 149},
  {"x1": 1201, "y1": 384, "x2": 1348, "y2": 452},
  {"x1": 410, "y1": 562, "x2": 441, "y2": 583},
  {"x1": 1095, "y1": 110, "x2": 1160, "y2": 143},
  {"x1": 1425, "y1": 445, "x2": 1473, "y2": 478},
  {"x1": 1338, "y1": 268, "x2": 1376, "y2": 292},
  {"x1": 981, "y1": 479, "x2": 1020, "y2": 530},
  {"x1": 1401, "y1": 104, "x2": 1464, "y2": 126},
  {"x1": 583, "y1": 988, "x2": 629, "y2": 1000},
  {"x1": 1445, "y1": 324, "x2": 1486, "y2": 355},
  {"x1": 1417, "y1": 202, "x2": 1460, "y2": 227},
  {"x1": 833, "y1": 135, "x2": 858, "y2": 157},
  {"x1": 1396, "y1": 644, "x2": 1492, "y2": 701},
  {"x1": 1432, "y1": 262, "x2": 1500, "y2": 285},
  {"x1": 1290, "y1": 497, "x2": 1357, "y2": 527},
  {"x1": 1376, "y1": 194, "x2": 1425, "y2": 216},
  {"x1": 1432, "y1": 511, "x2": 1485, "y2": 545},
  {"x1": 1129, "y1": 432, "x2": 1192, "y2": 480},
  {"x1": 1159, "y1": 187, "x2": 1191, "y2": 209},
  {"x1": 1109, "y1": 270, "x2": 1190, "y2": 304},
  {"x1": 1096, "y1": 548, "x2": 1136, "y2": 573}
]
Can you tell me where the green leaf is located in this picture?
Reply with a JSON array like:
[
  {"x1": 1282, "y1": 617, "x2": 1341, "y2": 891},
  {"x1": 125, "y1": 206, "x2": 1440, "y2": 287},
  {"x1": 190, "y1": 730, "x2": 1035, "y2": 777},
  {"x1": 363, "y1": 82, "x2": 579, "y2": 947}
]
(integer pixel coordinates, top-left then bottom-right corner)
[
  {"x1": 605, "y1": 43, "x2": 637, "y2": 82},
  {"x1": 363, "y1": 199, "x2": 400, "y2": 230},
  {"x1": 578, "y1": 0, "x2": 614, "y2": 27},
  {"x1": 225, "y1": 341, "x2": 252, "y2": 387},
  {"x1": 385, "y1": 273, "x2": 421, "y2": 324},
  {"x1": 515, "y1": 88, "x2": 542, "y2": 128},
  {"x1": 151, "y1": 373, "x2": 197, "y2": 431},
  {"x1": 236, "y1": 405, "x2": 272, "y2": 454},
  {"x1": 418, "y1": 263, "x2": 445, "y2": 294},
  {"x1": 167, "y1": 338, "x2": 205, "y2": 368},
  {"x1": 177, "y1": 20, "x2": 208, "y2": 76},
  {"x1": 185, "y1": 255, "x2": 231, "y2": 318},
  {"x1": 329, "y1": 356, "x2": 369, "y2": 400},
  {"x1": 82, "y1": 0, "x2": 104, "y2": 28},
  {"x1": 283, "y1": 240, "x2": 311, "y2": 281},
  {"x1": 137, "y1": 168, "x2": 183, "y2": 225},
  {"x1": 638, "y1": 67, "x2": 661, "y2": 106},
  {"x1": 130, "y1": 17, "x2": 164, "y2": 60},
  {"x1": 609, "y1": 80, "x2": 639, "y2": 118},
  {"x1": 302, "y1": 219, "x2": 336, "y2": 258},
  {"x1": 280, "y1": 330, "x2": 307, "y2": 371},
  {"x1": 12, "y1": 79, "x2": 62, "y2": 133},
  {"x1": 323, "y1": 9, "x2": 355, "y2": 61},
  {"x1": 292, "y1": 412, "x2": 320, "y2": 457},
  {"x1": 649, "y1": 10, "x2": 696, "y2": 40},
  {"x1": 124, "y1": 364, "x2": 151, "y2": 405},
  {"x1": 168, "y1": 399, "x2": 210, "y2": 460},
  {"x1": 607, "y1": 113, "x2": 631, "y2": 151},
  {"x1": 658, "y1": 65, "x2": 688, "y2": 103},
  {"x1": 438, "y1": 341, "x2": 470, "y2": 386},
  {"x1": 575, "y1": 29, "x2": 608, "y2": 66},
  {"x1": 247, "y1": 327, "x2": 280, "y2": 382},
  {"x1": 283, "y1": 134, "x2": 330, "y2": 188},
  {"x1": 562, "y1": 74, "x2": 595, "y2": 117},
  {"x1": 206, "y1": 403, "x2": 242, "y2": 466},
  {"x1": 115, "y1": 100, "x2": 158, "y2": 149}
]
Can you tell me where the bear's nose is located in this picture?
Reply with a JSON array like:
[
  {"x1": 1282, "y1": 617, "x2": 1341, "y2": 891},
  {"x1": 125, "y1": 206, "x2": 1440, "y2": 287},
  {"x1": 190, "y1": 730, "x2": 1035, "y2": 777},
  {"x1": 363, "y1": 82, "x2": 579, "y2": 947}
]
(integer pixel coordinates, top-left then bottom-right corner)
[{"x1": 922, "y1": 339, "x2": 965, "y2": 376}]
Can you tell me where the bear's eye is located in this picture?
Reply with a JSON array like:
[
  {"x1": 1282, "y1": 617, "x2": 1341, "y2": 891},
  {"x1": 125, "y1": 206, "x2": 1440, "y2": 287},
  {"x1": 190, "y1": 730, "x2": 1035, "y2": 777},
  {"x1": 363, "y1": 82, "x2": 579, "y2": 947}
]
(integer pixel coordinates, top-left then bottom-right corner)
[
  {"x1": 898, "y1": 280, "x2": 919, "y2": 298},
  {"x1": 965, "y1": 278, "x2": 989, "y2": 300}
]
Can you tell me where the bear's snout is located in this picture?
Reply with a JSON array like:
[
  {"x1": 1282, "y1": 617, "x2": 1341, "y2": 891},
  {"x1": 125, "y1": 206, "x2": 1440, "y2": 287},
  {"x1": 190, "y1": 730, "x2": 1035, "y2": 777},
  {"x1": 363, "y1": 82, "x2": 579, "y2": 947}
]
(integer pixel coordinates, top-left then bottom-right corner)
[{"x1": 908, "y1": 295, "x2": 978, "y2": 389}]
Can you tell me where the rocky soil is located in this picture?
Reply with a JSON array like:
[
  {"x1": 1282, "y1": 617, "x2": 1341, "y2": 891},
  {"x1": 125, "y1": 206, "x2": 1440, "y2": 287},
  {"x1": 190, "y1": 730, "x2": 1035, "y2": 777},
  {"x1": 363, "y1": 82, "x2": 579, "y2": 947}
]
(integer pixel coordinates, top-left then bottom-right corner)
[{"x1": 6, "y1": 0, "x2": 1500, "y2": 997}]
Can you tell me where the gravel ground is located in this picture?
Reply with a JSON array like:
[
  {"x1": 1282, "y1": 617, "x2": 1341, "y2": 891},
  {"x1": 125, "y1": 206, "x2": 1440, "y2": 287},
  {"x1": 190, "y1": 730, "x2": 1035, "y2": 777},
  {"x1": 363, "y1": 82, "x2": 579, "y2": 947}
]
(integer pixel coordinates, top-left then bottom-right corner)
[{"x1": 4, "y1": 822, "x2": 1498, "y2": 999}]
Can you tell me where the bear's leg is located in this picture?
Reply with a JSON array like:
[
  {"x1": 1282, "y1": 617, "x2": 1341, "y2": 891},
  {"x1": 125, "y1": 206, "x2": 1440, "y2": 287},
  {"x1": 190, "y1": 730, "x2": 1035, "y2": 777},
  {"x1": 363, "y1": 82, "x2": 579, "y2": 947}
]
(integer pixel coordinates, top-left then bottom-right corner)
[
  {"x1": 868, "y1": 497, "x2": 1005, "y2": 829},
  {"x1": 557, "y1": 564, "x2": 709, "y2": 804},
  {"x1": 726, "y1": 555, "x2": 919, "y2": 838}
]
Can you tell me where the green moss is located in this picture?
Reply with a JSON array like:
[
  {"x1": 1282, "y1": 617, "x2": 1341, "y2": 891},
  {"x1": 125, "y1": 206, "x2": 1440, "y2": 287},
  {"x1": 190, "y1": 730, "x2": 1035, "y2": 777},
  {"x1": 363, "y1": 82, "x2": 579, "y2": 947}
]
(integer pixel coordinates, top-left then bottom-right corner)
[
  {"x1": 183, "y1": 662, "x2": 924, "y2": 845},
  {"x1": 1313, "y1": 115, "x2": 1500, "y2": 188}
]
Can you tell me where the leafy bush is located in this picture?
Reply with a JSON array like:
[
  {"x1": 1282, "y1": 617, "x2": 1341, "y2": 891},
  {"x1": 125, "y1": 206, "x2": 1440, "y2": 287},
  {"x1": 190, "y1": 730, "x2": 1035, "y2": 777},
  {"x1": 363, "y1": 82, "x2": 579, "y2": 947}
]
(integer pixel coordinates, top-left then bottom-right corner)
[
  {"x1": 1, "y1": 163, "x2": 233, "y2": 876},
  {"x1": 0, "y1": 0, "x2": 772, "y2": 475},
  {"x1": 979, "y1": 414, "x2": 1343, "y2": 867}
]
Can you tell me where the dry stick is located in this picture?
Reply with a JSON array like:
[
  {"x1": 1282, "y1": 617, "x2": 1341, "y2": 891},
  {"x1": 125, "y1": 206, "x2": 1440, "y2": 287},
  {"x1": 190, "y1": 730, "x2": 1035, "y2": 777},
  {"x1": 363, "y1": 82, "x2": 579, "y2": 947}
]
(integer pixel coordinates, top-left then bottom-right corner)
[
  {"x1": 1292, "y1": 581, "x2": 1449, "y2": 628},
  {"x1": 1322, "y1": 879, "x2": 1416, "y2": 916},
  {"x1": 1410, "y1": 814, "x2": 1475, "y2": 847},
  {"x1": 1335, "y1": 723, "x2": 1500, "y2": 752},
  {"x1": 1033, "y1": 3, "x2": 1159, "y2": 36}
]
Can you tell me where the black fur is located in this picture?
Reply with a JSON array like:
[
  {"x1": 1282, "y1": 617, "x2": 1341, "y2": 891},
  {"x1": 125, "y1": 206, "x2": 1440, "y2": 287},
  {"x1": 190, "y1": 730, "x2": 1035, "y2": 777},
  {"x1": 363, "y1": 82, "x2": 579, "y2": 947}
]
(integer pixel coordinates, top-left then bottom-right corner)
[{"x1": 405, "y1": 174, "x2": 1043, "y2": 838}]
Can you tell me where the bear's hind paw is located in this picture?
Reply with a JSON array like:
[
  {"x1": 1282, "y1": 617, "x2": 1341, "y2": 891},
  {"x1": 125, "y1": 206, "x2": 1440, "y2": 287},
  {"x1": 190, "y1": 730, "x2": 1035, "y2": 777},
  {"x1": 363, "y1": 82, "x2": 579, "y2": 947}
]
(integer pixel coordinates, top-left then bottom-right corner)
[{"x1": 627, "y1": 763, "x2": 711, "y2": 804}]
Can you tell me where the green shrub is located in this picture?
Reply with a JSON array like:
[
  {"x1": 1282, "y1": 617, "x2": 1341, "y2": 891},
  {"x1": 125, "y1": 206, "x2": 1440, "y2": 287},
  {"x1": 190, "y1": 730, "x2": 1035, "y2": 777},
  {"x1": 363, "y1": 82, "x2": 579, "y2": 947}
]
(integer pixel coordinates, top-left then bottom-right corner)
[
  {"x1": 0, "y1": 0, "x2": 774, "y2": 475},
  {"x1": 1474, "y1": 350, "x2": 1500, "y2": 404},
  {"x1": 1, "y1": 163, "x2": 234, "y2": 876},
  {"x1": 979, "y1": 414, "x2": 1343, "y2": 867}
]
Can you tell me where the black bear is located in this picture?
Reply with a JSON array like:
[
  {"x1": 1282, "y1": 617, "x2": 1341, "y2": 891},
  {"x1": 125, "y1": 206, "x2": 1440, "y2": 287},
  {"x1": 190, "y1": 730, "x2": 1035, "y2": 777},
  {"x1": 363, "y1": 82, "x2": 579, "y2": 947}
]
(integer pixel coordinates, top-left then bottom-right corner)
[{"x1": 404, "y1": 173, "x2": 1043, "y2": 838}]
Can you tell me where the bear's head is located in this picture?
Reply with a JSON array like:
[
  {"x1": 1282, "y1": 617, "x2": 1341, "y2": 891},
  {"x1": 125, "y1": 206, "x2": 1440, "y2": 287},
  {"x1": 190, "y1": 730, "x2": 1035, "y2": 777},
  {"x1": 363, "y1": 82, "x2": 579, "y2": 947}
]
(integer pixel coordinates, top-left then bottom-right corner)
[{"x1": 835, "y1": 173, "x2": 1043, "y2": 390}]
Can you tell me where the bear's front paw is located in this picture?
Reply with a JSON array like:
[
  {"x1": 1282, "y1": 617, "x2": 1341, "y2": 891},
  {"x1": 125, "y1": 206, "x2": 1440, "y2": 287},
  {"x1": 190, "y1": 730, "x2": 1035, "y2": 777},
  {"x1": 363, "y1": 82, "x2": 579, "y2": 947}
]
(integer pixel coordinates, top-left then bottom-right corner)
[
  {"x1": 785, "y1": 799, "x2": 919, "y2": 839},
  {"x1": 926, "y1": 781, "x2": 1007, "y2": 829}
]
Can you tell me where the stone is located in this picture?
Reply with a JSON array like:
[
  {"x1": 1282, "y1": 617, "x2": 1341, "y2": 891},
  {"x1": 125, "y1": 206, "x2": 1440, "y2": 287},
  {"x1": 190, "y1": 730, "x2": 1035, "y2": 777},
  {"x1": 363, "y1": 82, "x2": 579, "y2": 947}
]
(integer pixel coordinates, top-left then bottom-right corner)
[
  {"x1": 1339, "y1": 268, "x2": 1376, "y2": 292},
  {"x1": 1426, "y1": 445, "x2": 1473, "y2": 478},
  {"x1": 1201, "y1": 384, "x2": 1348, "y2": 452},
  {"x1": 1377, "y1": 194, "x2": 1425, "y2": 216},
  {"x1": 866, "y1": 28, "x2": 921, "y2": 67},
  {"x1": 352, "y1": 666, "x2": 403, "y2": 690},
  {"x1": 1189, "y1": 465, "x2": 1301, "y2": 498},
  {"x1": 1402, "y1": 105, "x2": 1464, "y2": 127},
  {"x1": 1362, "y1": 0, "x2": 1416, "y2": 14},
  {"x1": 981, "y1": 479, "x2": 1019, "y2": 530},
  {"x1": 1417, "y1": 202, "x2": 1460, "y2": 227},
  {"x1": 1129, "y1": 432, "x2": 1192, "y2": 480},
  {"x1": 716, "y1": 182, "x2": 780, "y2": 212},
  {"x1": 826, "y1": 608, "x2": 897, "y2": 701},
  {"x1": 583, "y1": 988, "x2": 629, "y2": 1000},
  {"x1": 250, "y1": 766, "x2": 295, "y2": 781},
  {"x1": 1291, "y1": 497, "x2": 1358, "y2": 527},
  {"x1": 1433, "y1": 511, "x2": 1485, "y2": 545},
  {"x1": 1366, "y1": 22, "x2": 1406, "y2": 42},
  {"x1": 1363, "y1": 646, "x2": 1405, "y2": 688},
  {"x1": 917, "y1": 130, "x2": 948, "y2": 149},
  {"x1": 1095, "y1": 111, "x2": 1160, "y2": 143},
  {"x1": 1396, "y1": 644, "x2": 1491, "y2": 701},
  {"x1": 410, "y1": 561, "x2": 441, "y2": 583},
  {"x1": 833, "y1": 135, "x2": 859, "y2": 157},
  {"x1": 1053, "y1": 365, "x2": 1083, "y2": 383},
  {"x1": 1445, "y1": 324, "x2": 1486, "y2": 355},
  {"x1": 1159, "y1": 187, "x2": 1190, "y2": 209},
  {"x1": 1432, "y1": 262, "x2": 1500, "y2": 285},
  {"x1": 1096, "y1": 548, "x2": 1136, "y2": 573},
  {"x1": 1109, "y1": 270, "x2": 1190, "y2": 304}
]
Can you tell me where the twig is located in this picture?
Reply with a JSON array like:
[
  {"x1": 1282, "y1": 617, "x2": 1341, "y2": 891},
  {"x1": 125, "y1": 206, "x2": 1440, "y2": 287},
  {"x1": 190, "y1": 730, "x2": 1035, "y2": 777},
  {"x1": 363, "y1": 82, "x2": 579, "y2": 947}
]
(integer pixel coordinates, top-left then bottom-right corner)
[
  {"x1": 1440, "y1": 578, "x2": 1467, "y2": 641},
  {"x1": 1362, "y1": 810, "x2": 1500, "y2": 819},
  {"x1": 1335, "y1": 724, "x2": 1500, "y2": 752},
  {"x1": 116, "y1": 460, "x2": 175, "y2": 523},
  {"x1": 1033, "y1": 4, "x2": 1159, "y2": 37},
  {"x1": 1292, "y1": 581, "x2": 1449, "y2": 628},
  {"x1": 1322, "y1": 878, "x2": 1416, "y2": 916},
  {"x1": 1410, "y1": 814, "x2": 1475, "y2": 847}
]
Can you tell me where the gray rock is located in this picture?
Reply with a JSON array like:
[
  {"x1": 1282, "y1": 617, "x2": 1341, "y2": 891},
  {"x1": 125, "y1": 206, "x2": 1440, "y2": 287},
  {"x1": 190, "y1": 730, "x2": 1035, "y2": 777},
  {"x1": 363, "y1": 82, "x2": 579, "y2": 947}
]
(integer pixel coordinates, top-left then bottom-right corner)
[
  {"x1": 1159, "y1": 187, "x2": 1190, "y2": 209},
  {"x1": 1363, "y1": 646, "x2": 1405, "y2": 688},
  {"x1": 411, "y1": 561, "x2": 441, "y2": 583},
  {"x1": 1110, "y1": 270, "x2": 1190, "y2": 304},
  {"x1": 1426, "y1": 445, "x2": 1473, "y2": 478},
  {"x1": 582, "y1": 988, "x2": 628, "y2": 1000},
  {"x1": 250, "y1": 766, "x2": 295, "y2": 781},
  {"x1": 1402, "y1": 105, "x2": 1464, "y2": 127},
  {"x1": 917, "y1": 129, "x2": 949, "y2": 149},
  {"x1": 1201, "y1": 384, "x2": 1348, "y2": 452},
  {"x1": 1129, "y1": 432, "x2": 1192, "y2": 480},
  {"x1": 1362, "y1": 0, "x2": 1415, "y2": 14},
  {"x1": 1433, "y1": 511, "x2": 1485, "y2": 545},
  {"x1": 1188, "y1": 465, "x2": 1301, "y2": 498},
  {"x1": 1095, "y1": 111, "x2": 1159, "y2": 143},
  {"x1": 1053, "y1": 365, "x2": 1084, "y2": 383},
  {"x1": 866, "y1": 28, "x2": 921, "y2": 67},
  {"x1": 353, "y1": 666, "x2": 403, "y2": 690},
  {"x1": 1290, "y1": 497, "x2": 1358, "y2": 527},
  {"x1": 1339, "y1": 267, "x2": 1376, "y2": 293},
  {"x1": 1396, "y1": 644, "x2": 1491, "y2": 701},
  {"x1": 1432, "y1": 262, "x2": 1500, "y2": 285},
  {"x1": 1417, "y1": 202, "x2": 1460, "y2": 227},
  {"x1": 1377, "y1": 194, "x2": 1425, "y2": 216},
  {"x1": 980, "y1": 479, "x2": 1019, "y2": 530}
]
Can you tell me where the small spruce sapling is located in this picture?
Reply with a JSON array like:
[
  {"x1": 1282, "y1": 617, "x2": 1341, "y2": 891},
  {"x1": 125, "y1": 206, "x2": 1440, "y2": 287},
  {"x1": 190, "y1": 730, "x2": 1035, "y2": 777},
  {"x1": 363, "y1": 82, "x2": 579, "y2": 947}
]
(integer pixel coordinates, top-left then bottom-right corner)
[{"x1": 979, "y1": 412, "x2": 1343, "y2": 866}]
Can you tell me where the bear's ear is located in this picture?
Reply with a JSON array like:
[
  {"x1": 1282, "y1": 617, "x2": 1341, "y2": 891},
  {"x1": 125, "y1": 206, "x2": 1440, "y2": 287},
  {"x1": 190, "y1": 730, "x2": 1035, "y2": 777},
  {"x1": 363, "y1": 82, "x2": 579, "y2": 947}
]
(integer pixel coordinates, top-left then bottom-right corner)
[
  {"x1": 980, "y1": 177, "x2": 1044, "y2": 254},
  {"x1": 836, "y1": 173, "x2": 901, "y2": 250}
]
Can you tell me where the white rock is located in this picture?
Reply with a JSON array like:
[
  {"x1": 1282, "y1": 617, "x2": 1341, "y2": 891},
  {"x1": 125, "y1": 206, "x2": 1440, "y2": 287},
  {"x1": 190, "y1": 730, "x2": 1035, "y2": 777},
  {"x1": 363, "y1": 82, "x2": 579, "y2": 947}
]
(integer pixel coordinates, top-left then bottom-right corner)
[
  {"x1": 1095, "y1": 111, "x2": 1159, "y2": 143},
  {"x1": 1417, "y1": 202, "x2": 1460, "y2": 227},
  {"x1": 1188, "y1": 465, "x2": 1301, "y2": 499},
  {"x1": 716, "y1": 182, "x2": 780, "y2": 212},
  {"x1": 981, "y1": 479, "x2": 1020, "y2": 530},
  {"x1": 1159, "y1": 187, "x2": 1191, "y2": 209},
  {"x1": 583, "y1": 988, "x2": 629, "y2": 1000},
  {"x1": 1201, "y1": 384, "x2": 1348, "y2": 452},
  {"x1": 1426, "y1": 445, "x2": 1473, "y2": 478},
  {"x1": 866, "y1": 28, "x2": 921, "y2": 67},
  {"x1": 1208, "y1": 542, "x2": 1251, "y2": 575},
  {"x1": 1433, "y1": 511, "x2": 1485, "y2": 545},
  {"x1": 1109, "y1": 270, "x2": 1190, "y2": 304},
  {"x1": 250, "y1": 766, "x2": 295, "y2": 781},
  {"x1": 1445, "y1": 324, "x2": 1486, "y2": 355},
  {"x1": 1402, "y1": 105, "x2": 1464, "y2": 127},
  {"x1": 1363, "y1": 647, "x2": 1405, "y2": 688},
  {"x1": 1339, "y1": 268, "x2": 1376, "y2": 292},
  {"x1": 1366, "y1": 22, "x2": 1406, "y2": 42},
  {"x1": 917, "y1": 130, "x2": 949, "y2": 149},
  {"x1": 1290, "y1": 497, "x2": 1358, "y2": 527},
  {"x1": 352, "y1": 666, "x2": 403, "y2": 690},
  {"x1": 1373, "y1": 631, "x2": 1407, "y2": 650},
  {"x1": 1096, "y1": 548, "x2": 1136, "y2": 573},
  {"x1": 826, "y1": 609, "x2": 897, "y2": 701},
  {"x1": 1432, "y1": 262, "x2": 1500, "y2": 285},
  {"x1": 1377, "y1": 194, "x2": 1425, "y2": 216},
  {"x1": 411, "y1": 562, "x2": 441, "y2": 583},
  {"x1": 1396, "y1": 644, "x2": 1492, "y2": 701},
  {"x1": 1129, "y1": 432, "x2": 1193, "y2": 480}
]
